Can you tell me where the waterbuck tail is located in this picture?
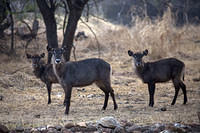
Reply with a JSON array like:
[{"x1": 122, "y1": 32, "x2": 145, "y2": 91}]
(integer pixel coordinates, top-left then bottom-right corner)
[{"x1": 181, "y1": 65, "x2": 185, "y2": 81}]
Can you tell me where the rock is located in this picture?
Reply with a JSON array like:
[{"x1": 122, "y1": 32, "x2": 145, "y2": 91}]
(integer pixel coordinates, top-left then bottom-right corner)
[
  {"x1": 15, "y1": 126, "x2": 24, "y2": 132},
  {"x1": 126, "y1": 125, "x2": 151, "y2": 132},
  {"x1": 96, "y1": 116, "x2": 122, "y2": 132},
  {"x1": 77, "y1": 122, "x2": 87, "y2": 127},
  {"x1": 64, "y1": 123, "x2": 75, "y2": 129},
  {"x1": 97, "y1": 116, "x2": 121, "y2": 129},
  {"x1": 151, "y1": 123, "x2": 165, "y2": 132},
  {"x1": 160, "y1": 130, "x2": 173, "y2": 133},
  {"x1": 197, "y1": 112, "x2": 200, "y2": 123},
  {"x1": 37, "y1": 126, "x2": 47, "y2": 131},
  {"x1": 9, "y1": 130, "x2": 17, "y2": 133},
  {"x1": 166, "y1": 124, "x2": 187, "y2": 133},
  {"x1": 55, "y1": 125, "x2": 62, "y2": 131},
  {"x1": 0, "y1": 124, "x2": 9, "y2": 133},
  {"x1": 61, "y1": 128, "x2": 72, "y2": 133}
]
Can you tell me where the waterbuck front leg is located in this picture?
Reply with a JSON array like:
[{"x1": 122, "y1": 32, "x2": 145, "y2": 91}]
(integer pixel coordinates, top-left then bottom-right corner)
[
  {"x1": 148, "y1": 83, "x2": 155, "y2": 107},
  {"x1": 63, "y1": 86, "x2": 72, "y2": 115},
  {"x1": 46, "y1": 82, "x2": 52, "y2": 104}
]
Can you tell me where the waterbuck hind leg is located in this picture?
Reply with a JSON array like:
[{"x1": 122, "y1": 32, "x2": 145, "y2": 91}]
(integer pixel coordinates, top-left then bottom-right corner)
[
  {"x1": 46, "y1": 83, "x2": 52, "y2": 104},
  {"x1": 148, "y1": 83, "x2": 155, "y2": 107},
  {"x1": 171, "y1": 80, "x2": 180, "y2": 105},
  {"x1": 110, "y1": 89, "x2": 118, "y2": 110},
  {"x1": 102, "y1": 91, "x2": 109, "y2": 110},
  {"x1": 179, "y1": 81, "x2": 187, "y2": 104}
]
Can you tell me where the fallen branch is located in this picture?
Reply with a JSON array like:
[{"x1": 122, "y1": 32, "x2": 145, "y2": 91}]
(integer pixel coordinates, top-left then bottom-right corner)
[{"x1": 80, "y1": 18, "x2": 101, "y2": 58}]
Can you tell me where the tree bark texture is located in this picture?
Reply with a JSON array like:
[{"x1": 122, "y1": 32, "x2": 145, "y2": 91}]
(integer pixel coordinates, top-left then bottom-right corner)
[
  {"x1": 36, "y1": 0, "x2": 58, "y2": 63},
  {"x1": 62, "y1": 0, "x2": 89, "y2": 61}
]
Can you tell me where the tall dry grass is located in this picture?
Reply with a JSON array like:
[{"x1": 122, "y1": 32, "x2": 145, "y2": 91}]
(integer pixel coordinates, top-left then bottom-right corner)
[{"x1": 83, "y1": 8, "x2": 200, "y2": 60}]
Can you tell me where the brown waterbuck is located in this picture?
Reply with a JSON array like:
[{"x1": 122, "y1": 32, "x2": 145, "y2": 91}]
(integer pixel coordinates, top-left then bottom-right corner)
[
  {"x1": 47, "y1": 47, "x2": 118, "y2": 114},
  {"x1": 26, "y1": 53, "x2": 58, "y2": 104},
  {"x1": 128, "y1": 49, "x2": 187, "y2": 107}
]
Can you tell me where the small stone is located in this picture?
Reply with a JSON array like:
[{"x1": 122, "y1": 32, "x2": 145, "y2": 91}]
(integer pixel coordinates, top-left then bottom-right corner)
[
  {"x1": 34, "y1": 114, "x2": 40, "y2": 118},
  {"x1": 37, "y1": 126, "x2": 47, "y2": 131},
  {"x1": 161, "y1": 107, "x2": 167, "y2": 111},
  {"x1": 47, "y1": 128, "x2": 57, "y2": 133},
  {"x1": 0, "y1": 124, "x2": 9, "y2": 133},
  {"x1": 87, "y1": 94, "x2": 95, "y2": 98},
  {"x1": 77, "y1": 122, "x2": 87, "y2": 127},
  {"x1": 15, "y1": 126, "x2": 24, "y2": 132}
]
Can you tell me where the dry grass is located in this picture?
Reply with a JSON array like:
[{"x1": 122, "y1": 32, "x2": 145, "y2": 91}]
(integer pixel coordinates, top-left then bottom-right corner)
[{"x1": 0, "y1": 10, "x2": 200, "y2": 129}]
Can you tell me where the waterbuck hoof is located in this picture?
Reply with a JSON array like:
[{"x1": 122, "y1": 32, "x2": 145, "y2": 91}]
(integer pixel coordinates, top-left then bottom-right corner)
[
  {"x1": 183, "y1": 99, "x2": 187, "y2": 104},
  {"x1": 114, "y1": 105, "x2": 118, "y2": 110},
  {"x1": 149, "y1": 104, "x2": 154, "y2": 107},
  {"x1": 65, "y1": 112, "x2": 69, "y2": 115},
  {"x1": 171, "y1": 102, "x2": 175, "y2": 105},
  {"x1": 102, "y1": 107, "x2": 106, "y2": 110}
]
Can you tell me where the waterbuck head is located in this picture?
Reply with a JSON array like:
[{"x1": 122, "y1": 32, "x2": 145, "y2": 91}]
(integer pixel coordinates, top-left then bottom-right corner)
[
  {"x1": 26, "y1": 53, "x2": 45, "y2": 68},
  {"x1": 128, "y1": 49, "x2": 148, "y2": 68},
  {"x1": 47, "y1": 46, "x2": 66, "y2": 64}
]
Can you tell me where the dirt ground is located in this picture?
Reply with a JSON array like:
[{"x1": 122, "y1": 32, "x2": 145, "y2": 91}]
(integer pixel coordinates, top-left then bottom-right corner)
[
  {"x1": 0, "y1": 39, "x2": 200, "y2": 130},
  {"x1": 0, "y1": 18, "x2": 200, "y2": 129}
]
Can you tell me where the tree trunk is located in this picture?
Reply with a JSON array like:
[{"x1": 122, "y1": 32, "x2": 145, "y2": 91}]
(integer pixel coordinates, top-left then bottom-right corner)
[
  {"x1": 6, "y1": 0, "x2": 15, "y2": 54},
  {"x1": 62, "y1": 0, "x2": 89, "y2": 61},
  {"x1": 36, "y1": 0, "x2": 58, "y2": 63}
]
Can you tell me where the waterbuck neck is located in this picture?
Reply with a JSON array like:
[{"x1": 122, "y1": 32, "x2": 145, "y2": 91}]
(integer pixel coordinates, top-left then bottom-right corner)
[
  {"x1": 33, "y1": 62, "x2": 45, "y2": 79},
  {"x1": 51, "y1": 55, "x2": 62, "y2": 83},
  {"x1": 135, "y1": 63, "x2": 146, "y2": 80}
]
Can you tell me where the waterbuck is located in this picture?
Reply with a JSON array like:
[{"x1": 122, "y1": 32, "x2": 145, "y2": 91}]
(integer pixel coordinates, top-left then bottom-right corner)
[
  {"x1": 26, "y1": 53, "x2": 58, "y2": 104},
  {"x1": 128, "y1": 49, "x2": 187, "y2": 107},
  {"x1": 47, "y1": 47, "x2": 118, "y2": 114}
]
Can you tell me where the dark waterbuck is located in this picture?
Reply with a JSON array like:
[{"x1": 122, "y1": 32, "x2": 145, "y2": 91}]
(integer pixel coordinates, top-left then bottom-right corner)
[
  {"x1": 26, "y1": 53, "x2": 58, "y2": 104},
  {"x1": 47, "y1": 47, "x2": 118, "y2": 114},
  {"x1": 128, "y1": 49, "x2": 187, "y2": 107}
]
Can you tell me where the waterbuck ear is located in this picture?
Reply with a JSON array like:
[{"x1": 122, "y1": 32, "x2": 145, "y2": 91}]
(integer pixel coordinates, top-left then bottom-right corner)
[
  {"x1": 40, "y1": 53, "x2": 45, "y2": 58},
  {"x1": 26, "y1": 54, "x2": 32, "y2": 59},
  {"x1": 128, "y1": 50, "x2": 134, "y2": 56},
  {"x1": 46, "y1": 46, "x2": 53, "y2": 52},
  {"x1": 143, "y1": 49, "x2": 148, "y2": 56}
]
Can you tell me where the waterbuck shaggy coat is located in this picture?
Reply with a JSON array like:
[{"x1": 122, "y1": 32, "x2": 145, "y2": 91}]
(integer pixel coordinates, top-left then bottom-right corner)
[
  {"x1": 128, "y1": 49, "x2": 187, "y2": 107},
  {"x1": 48, "y1": 47, "x2": 118, "y2": 114},
  {"x1": 26, "y1": 53, "x2": 58, "y2": 104}
]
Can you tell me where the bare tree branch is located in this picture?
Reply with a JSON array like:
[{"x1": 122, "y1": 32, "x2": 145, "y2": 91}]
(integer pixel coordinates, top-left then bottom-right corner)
[
  {"x1": 20, "y1": 20, "x2": 32, "y2": 33},
  {"x1": 62, "y1": 0, "x2": 69, "y2": 36}
]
